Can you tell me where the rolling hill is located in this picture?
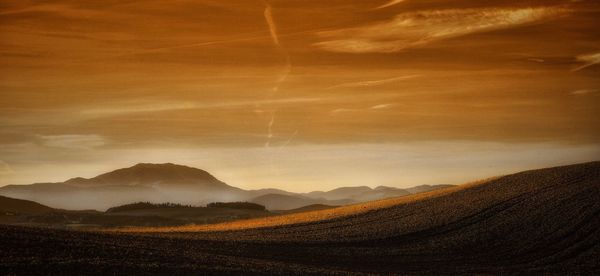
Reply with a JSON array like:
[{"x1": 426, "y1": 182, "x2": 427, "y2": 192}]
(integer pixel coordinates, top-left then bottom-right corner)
[
  {"x1": 0, "y1": 195, "x2": 55, "y2": 215},
  {"x1": 250, "y1": 193, "x2": 354, "y2": 210},
  {"x1": 1, "y1": 161, "x2": 598, "y2": 274}
]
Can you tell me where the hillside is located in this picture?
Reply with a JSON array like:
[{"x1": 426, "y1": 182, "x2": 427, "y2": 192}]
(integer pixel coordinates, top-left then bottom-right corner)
[
  {"x1": 0, "y1": 163, "x2": 247, "y2": 210},
  {"x1": 0, "y1": 161, "x2": 599, "y2": 274},
  {"x1": 0, "y1": 195, "x2": 55, "y2": 215},
  {"x1": 250, "y1": 193, "x2": 354, "y2": 210},
  {"x1": 273, "y1": 204, "x2": 338, "y2": 214}
]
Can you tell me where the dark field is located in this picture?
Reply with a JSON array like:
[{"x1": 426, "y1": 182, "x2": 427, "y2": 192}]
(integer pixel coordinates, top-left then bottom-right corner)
[{"x1": 1, "y1": 162, "x2": 599, "y2": 275}]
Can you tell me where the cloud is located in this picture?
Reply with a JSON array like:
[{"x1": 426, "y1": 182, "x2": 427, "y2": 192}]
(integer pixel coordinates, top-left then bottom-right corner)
[
  {"x1": 374, "y1": 0, "x2": 407, "y2": 10},
  {"x1": 527, "y1": 58, "x2": 545, "y2": 63},
  {"x1": 39, "y1": 134, "x2": 107, "y2": 150},
  {"x1": 370, "y1": 104, "x2": 394, "y2": 109},
  {"x1": 315, "y1": 7, "x2": 567, "y2": 53},
  {"x1": 570, "y1": 89, "x2": 598, "y2": 95},
  {"x1": 572, "y1": 52, "x2": 600, "y2": 71},
  {"x1": 328, "y1": 75, "x2": 420, "y2": 89},
  {"x1": 330, "y1": 108, "x2": 360, "y2": 114},
  {"x1": 80, "y1": 98, "x2": 322, "y2": 118},
  {"x1": 331, "y1": 103, "x2": 395, "y2": 114}
]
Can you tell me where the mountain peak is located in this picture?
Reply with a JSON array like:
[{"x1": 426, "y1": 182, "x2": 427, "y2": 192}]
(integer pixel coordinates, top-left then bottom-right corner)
[
  {"x1": 130, "y1": 162, "x2": 181, "y2": 168},
  {"x1": 66, "y1": 163, "x2": 226, "y2": 187}
]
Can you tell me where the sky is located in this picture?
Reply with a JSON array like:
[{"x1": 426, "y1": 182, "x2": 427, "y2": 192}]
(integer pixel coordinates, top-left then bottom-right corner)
[{"x1": 0, "y1": 0, "x2": 599, "y2": 191}]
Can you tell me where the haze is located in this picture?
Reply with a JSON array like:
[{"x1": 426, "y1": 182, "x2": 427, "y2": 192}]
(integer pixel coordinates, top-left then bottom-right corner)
[{"x1": 1, "y1": 0, "x2": 599, "y2": 191}]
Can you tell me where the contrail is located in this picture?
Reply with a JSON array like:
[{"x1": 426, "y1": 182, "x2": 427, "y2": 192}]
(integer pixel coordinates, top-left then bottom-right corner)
[
  {"x1": 264, "y1": 3, "x2": 280, "y2": 46},
  {"x1": 262, "y1": 0, "x2": 294, "y2": 149},
  {"x1": 265, "y1": 112, "x2": 275, "y2": 148},
  {"x1": 263, "y1": 0, "x2": 292, "y2": 94},
  {"x1": 279, "y1": 129, "x2": 299, "y2": 149},
  {"x1": 327, "y1": 75, "x2": 420, "y2": 89},
  {"x1": 572, "y1": 52, "x2": 600, "y2": 71},
  {"x1": 374, "y1": 0, "x2": 406, "y2": 10}
]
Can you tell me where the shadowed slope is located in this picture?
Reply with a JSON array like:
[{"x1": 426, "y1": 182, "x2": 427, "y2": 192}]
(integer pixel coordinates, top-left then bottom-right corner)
[{"x1": 0, "y1": 195, "x2": 55, "y2": 215}]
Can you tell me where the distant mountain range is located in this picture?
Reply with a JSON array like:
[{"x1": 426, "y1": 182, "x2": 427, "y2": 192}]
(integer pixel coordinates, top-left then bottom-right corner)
[{"x1": 0, "y1": 163, "x2": 453, "y2": 210}]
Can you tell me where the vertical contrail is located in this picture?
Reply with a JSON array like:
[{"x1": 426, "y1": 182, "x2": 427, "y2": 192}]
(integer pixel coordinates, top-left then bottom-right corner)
[
  {"x1": 264, "y1": 3, "x2": 280, "y2": 46},
  {"x1": 262, "y1": 0, "x2": 293, "y2": 150},
  {"x1": 265, "y1": 113, "x2": 275, "y2": 148}
]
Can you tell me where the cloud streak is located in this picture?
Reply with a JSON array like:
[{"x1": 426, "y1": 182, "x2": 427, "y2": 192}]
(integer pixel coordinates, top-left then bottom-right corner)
[
  {"x1": 327, "y1": 75, "x2": 420, "y2": 89},
  {"x1": 39, "y1": 134, "x2": 106, "y2": 150},
  {"x1": 315, "y1": 7, "x2": 567, "y2": 53},
  {"x1": 570, "y1": 89, "x2": 598, "y2": 95},
  {"x1": 572, "y1": 52, "x2": 600, "y2": 71},
  {"x1": 79, "y1": 98, "x2": 321, "y2": 118},
  {"x1": 374, "y1": 0, "x2": 407, "y2": 10}
]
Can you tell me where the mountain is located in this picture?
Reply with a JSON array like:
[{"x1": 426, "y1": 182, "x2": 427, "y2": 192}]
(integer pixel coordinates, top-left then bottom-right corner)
[
  {"x1": 250, "y1": 194, "x2": 355, "y2": 210},
  {"x1": 2, "y1": 161, "x2": 598, "y2": 274},
  {"x1": 63, "y1": 163, "x2": 229, "y2": 188},
  {"x1": 0, "y1": 163, "x2": 455, "y2": 211},
  {"x1": 302, "y1": 185, "x2": 452, "y2": 202},
  {"x1": 0, "y1": 195, "x2": 55, "y2": 215},
  {"x1": 247, "y1": 188, "x2": 298, "y2": 197},
  {"x1": 305, "y1": 186, "x2": 374, "y2": 200},
  {"x1": 0, "y1": 163, "x2": 247, "y2": 210}
]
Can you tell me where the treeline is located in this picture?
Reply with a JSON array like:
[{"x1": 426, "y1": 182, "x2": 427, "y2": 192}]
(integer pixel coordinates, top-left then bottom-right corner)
[
  {"x1": 207, "y1": 202, "x2": 265, "y2": 211},
  {"x1": 106, "y1": 202, "x2": 193, "y2": 213},
  {"x1": 106, "y1": 201, "x2": 266, "y2": 213}
]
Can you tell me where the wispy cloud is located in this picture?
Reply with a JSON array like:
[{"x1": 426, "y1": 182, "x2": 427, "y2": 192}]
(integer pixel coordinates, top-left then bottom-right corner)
[
  {"x1": 572, "y1": 52, "x2": 600, "y2": 71},
  {"x1": 328, "y1": 75, "x2": 420, "y2": 89},
  {"x1": 315, "y1": 7, "x2": 567, "y2": 53},
  {"x1": 570, "y1": 89, "x2": 598, "y2": 95},
  {"x1": 331, "y1": 103, "x2": 395, "y2": 114},
  {"x1": 374, "y1": 0, "x2": 407, "y2": 10},
  {"x1": 330, "y1": 108, "x2": 360, "y2": 114},
  {"x1": 370, "y1": 104, "x2": 394, "y2": 110},
  {"x1": 80, "y1": 98, "x2": 321, "y2": 118},
  {"x1": 38, "y1": 134, "x2": 107, "y2": 150}
]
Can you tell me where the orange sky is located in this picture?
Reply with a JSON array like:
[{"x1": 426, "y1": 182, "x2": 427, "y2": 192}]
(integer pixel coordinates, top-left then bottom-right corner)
[{"x1": 1, "y1": 0, "x2": 599, "y2": 190}]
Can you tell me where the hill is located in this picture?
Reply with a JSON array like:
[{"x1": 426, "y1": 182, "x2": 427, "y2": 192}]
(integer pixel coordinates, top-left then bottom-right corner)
[
  {"x1": 302, "y1": 184, "x2": 452, "y2": 202},
  {"x1": 64, "y1": 163, "x2": 229, "y2": 188},
  {"x1": 0, "y1": 161, "x2": 598, "y2": 274},
  {"x1": 0, "y1": 195, "x2": 55, "y2": 215},
  {"x1": 250, "y1": 193, "x2": 354, "y2": 210},
  {"x1": 273, "y1": 204, "x2": 338, "y2": 214},
  {"x1": 0, "y1": 163, "x2": 247, "y2": 210}
]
